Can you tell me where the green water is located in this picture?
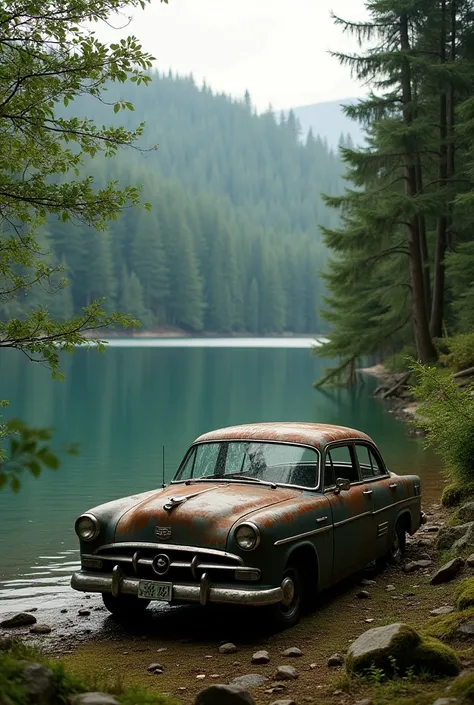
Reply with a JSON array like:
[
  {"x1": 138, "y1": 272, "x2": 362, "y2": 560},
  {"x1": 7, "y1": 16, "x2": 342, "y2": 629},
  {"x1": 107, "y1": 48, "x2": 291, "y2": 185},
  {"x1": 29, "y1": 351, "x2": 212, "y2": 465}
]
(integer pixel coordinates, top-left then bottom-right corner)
[{"x1": 0, "y1": 340, "x2": 442, "y2": 612}]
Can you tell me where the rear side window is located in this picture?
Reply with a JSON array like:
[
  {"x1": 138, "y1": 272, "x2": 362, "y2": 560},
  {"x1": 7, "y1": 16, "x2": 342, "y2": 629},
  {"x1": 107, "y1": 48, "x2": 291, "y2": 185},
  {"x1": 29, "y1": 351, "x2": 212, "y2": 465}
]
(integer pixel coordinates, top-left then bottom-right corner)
[
  {"x1": 356, "y1": 444, "x2": 385, "y2": 480},
  {"x1": 326, "y1": 445, "x2": 359, "y2": 484}
]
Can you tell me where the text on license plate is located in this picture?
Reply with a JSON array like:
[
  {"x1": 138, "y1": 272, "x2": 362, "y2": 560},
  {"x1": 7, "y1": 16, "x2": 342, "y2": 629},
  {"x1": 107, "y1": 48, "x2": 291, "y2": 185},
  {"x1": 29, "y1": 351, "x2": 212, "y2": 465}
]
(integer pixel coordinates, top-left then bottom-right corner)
[{"x1": 138, "y1": 580, "x2": 172, "y2": 601}]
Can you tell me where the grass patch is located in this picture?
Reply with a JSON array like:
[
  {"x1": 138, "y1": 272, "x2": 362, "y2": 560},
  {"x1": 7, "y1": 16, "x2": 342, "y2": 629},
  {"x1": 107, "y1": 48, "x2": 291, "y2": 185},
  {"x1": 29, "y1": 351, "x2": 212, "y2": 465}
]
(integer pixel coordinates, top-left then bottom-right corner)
[
  {"x1": 455, "y1": 578, "x2": 474, "y2": 611},
  {"x1": 0, "y1": 640, "x2": 178, "y2": 705},
  {"x1": 424, "y1": 607, "x2": 474, "y2": 640}
]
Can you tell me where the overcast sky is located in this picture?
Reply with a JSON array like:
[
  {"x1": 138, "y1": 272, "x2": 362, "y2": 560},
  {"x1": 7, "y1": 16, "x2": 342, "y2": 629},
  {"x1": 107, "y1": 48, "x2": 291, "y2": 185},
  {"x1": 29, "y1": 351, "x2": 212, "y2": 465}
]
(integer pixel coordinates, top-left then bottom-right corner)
[{"x1": 102, "y1": 0, "x2": 369, "y2": 111}]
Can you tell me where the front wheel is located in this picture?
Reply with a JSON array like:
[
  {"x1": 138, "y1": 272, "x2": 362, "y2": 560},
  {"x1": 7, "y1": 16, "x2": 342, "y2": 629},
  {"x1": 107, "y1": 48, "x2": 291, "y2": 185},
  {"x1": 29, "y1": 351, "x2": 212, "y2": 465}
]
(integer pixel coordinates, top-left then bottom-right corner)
[
  {"x1": 387, "y1": 519, "x2": 407, "y2": 565},
  {"x1": 265, "y1": 566, "x2": 303, "y2": 631},
  {"x1": 102, "y1": 592, "x2": 150, "y2": 618}
]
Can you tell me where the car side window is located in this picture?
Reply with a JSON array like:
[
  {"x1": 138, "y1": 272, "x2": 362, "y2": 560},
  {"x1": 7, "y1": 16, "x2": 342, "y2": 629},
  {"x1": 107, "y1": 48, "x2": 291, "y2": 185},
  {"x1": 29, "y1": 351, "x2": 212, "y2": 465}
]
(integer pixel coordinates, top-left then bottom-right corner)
[
  {"x1": 356, "y1": 444, "x2": 386, "y2": 480},
  {"x1": 326, "y1": 445, "x2": 359, "y2": 484}
]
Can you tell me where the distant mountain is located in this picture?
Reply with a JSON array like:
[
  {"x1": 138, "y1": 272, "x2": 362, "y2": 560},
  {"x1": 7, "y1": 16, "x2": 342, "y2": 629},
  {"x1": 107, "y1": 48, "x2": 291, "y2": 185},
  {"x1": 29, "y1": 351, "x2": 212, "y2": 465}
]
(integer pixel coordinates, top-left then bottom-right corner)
[{"x1": 292, "y1": 98, "x2": 365, "y2": 148}]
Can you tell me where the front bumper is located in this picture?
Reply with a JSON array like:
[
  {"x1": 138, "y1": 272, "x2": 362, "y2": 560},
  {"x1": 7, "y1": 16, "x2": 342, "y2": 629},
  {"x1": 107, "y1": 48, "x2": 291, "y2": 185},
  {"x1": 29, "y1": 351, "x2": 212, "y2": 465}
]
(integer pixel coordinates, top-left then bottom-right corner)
[{"x1": 71, "y1": 568, "x2": 283, "y2": 607}]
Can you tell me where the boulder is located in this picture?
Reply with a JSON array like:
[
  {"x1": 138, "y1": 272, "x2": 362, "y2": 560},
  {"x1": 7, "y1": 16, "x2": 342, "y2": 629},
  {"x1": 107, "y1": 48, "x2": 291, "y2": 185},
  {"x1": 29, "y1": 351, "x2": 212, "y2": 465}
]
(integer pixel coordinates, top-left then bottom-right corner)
[
  {"x1": 230, "y1": 675, "x2": 267, "y2": 689},
  {"x1": 346, "y1": 622, "x2": 460, "y2": 677},
  {"x1": 274, "y1": 666, "x2": 298, "y2": 681},
  {"x1": 0, "y1": 612, "x2": 37, "y2": 628},
  {"x1": 195, "y1": 685, "x2": 255, "y2": 705},
  {"x1": 456, "y1": 621, "x2": 474, "y2": 637},
  {"x1": 458, "y1": 503, "x2": 474, "y2": 523},
  {"x1": 431, "y1": 558, "x2": 465, "y2": 585},
  {"x1": 437, "y1": 523, "x2": 473, "y2": 552},
  {"x1": 69, "y1": 695, "x2": 120, "y2": 705},
  {"x1": 22, "y1": 663, "x2": 55, "y2": 705},
  {"x1": 466, "y1": 553, "x2": 474, "y2": 568},
  {"x1": 403, "y1": 560, "x2": 432, "y2": 573},
  {"x1": 29, "y1": 625, "x2": 52, "y2": 635}
]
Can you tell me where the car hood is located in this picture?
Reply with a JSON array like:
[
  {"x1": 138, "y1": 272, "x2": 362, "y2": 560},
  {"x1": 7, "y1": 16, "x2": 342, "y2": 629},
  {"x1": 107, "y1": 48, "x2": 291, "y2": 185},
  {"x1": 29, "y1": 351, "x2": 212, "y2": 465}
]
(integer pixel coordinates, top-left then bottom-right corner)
[{"x1": 114, "y1": 482, "x2": 301, "y2": 550}]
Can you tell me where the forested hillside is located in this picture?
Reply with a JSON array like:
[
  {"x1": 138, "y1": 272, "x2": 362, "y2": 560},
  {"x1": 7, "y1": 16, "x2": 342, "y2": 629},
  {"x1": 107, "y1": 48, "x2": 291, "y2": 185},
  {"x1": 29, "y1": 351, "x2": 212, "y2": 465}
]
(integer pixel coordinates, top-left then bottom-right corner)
[
  {"x1": 292, "y1": 98, "x2": 364, "y2": 147},
  {"x1": 4, "y1": 72, "x2": 346, "y2": 335}
]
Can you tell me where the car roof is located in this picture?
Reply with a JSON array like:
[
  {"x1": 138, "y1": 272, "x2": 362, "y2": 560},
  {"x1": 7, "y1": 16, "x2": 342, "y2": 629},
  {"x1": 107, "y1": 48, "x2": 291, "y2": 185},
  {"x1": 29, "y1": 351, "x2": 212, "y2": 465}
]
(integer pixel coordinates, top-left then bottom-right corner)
[{"x1": 194, "y1": 422, "x2": 374, "y2": 451}]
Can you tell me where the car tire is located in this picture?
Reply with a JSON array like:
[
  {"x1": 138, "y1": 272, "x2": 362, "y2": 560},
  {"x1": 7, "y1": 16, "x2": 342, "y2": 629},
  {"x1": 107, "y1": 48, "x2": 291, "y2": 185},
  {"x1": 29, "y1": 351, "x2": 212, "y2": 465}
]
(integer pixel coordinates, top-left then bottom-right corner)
[
  {"x1": 266, "y1": 565, "x2": 303, "y2": 631},
  {"x1": 387, "y1": 518, "x2": 407, "y2": 565},
  {"x1": 102, "y1": 592, "x2": 150, "y2": 618}
]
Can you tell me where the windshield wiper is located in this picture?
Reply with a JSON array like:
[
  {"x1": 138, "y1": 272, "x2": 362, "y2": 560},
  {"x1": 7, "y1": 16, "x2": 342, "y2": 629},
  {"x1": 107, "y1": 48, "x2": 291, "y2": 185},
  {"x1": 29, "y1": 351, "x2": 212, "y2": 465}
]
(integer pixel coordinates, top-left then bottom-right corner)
[
  {"x1": 183, "y1": 475, "x2": 277, "y2": 489},
  {"x1": 224, "y1": 474, "x2": 277, "y2": 489}
]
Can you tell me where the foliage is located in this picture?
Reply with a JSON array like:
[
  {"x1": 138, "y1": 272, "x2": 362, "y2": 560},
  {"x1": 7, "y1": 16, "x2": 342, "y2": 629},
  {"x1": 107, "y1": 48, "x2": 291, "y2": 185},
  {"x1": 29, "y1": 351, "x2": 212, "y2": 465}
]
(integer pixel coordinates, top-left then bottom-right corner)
[
  {"x1": 439, "y1": 332, "x2": 474, "y2": 372},
  {"x1": 384, "y1": 346, "x2": 417, "y2": 373},
  {"x1": 317, "y1": 0, "x2": 474, "y2": 380},
  {"x1": 411, "y1": 361, "x2": 474, "y2": 485},
  {"x1": 0, "y1": 0, "x2": 169, "y2": 488}
]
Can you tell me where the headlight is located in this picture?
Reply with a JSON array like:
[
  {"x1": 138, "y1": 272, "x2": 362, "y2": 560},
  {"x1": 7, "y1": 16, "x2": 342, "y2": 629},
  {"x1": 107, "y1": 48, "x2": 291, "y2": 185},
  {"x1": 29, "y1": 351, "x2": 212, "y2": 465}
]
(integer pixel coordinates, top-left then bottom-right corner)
[
  {"x1": 235, "y1": 522, "x2": 260, "y2": 551},
  {"x1": 75, "y1": 513, "x2": 100, "y2": 542}
]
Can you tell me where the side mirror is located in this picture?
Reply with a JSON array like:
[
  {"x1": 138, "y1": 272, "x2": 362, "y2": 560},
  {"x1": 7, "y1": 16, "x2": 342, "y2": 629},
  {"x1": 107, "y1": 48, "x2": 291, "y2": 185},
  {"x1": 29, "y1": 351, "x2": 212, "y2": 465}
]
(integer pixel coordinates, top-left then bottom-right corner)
[{"x1": 335, "y1": 478, "x2": 351, "y2": 494}]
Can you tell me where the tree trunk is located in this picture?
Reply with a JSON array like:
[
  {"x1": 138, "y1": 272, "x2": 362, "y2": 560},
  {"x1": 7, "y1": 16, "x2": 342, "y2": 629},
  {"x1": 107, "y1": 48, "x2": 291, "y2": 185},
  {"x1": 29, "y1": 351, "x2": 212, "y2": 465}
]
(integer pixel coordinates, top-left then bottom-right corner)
[
  {"x1": 416, "y1": 157, "x2": 431, "y2": 316},
  {"x1": 400, "y1": 14, "x2": 438, "y2": 362},
  {"x1": 430, "y1": 0, "x2": 449, "y2": 340}
]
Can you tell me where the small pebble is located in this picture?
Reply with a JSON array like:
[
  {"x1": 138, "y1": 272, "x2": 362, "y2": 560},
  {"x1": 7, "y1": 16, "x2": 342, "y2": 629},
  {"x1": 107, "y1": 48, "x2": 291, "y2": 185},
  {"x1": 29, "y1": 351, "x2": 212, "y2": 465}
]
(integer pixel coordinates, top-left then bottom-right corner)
[
  {"x1": 281, "y1": 647, "x2": 303, "y2": 657},
  {"x1": 275, "y1": 665, "x2": 298, "y2": 681},
  {"x1": 252, "y1": 650, "x2": 270, "y2": 664},
  {"x1": 356, "y1": 590, "x2": 370, "y2": 599},
  {"x1": 219, "y1": 642, "x2": 238, "y2": 654},
  {"x1": 78, "y1": 609, "x2": 90, "y2": 617},
  {"x1": 196, "y1": 674, "x2": 206, "y2": 680}
]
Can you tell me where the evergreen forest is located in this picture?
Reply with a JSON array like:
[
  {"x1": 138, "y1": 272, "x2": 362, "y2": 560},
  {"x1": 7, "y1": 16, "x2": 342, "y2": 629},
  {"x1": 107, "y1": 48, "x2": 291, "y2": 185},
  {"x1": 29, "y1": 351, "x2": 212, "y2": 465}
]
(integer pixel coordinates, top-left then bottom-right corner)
[
  {"x1": 4, "y1": 72, "x2": 347, "y2": 335},
  {"x1": 317, "y1": 0, "x2": 474, "y2": 373}
]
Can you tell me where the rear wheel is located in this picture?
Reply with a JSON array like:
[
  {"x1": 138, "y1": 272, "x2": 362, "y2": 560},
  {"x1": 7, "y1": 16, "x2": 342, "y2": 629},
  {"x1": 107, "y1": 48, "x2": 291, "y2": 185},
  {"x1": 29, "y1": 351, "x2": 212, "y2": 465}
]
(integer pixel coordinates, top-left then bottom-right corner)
[
  {"x1": 387, "y1": 518, "x2": 407, "y2": 565},
  {"x1": 102, "y1": 592, "x2": 150, "y2": 618},
  {"x1": 266, "y1": 565, "x2": 303, "y2": 631}
]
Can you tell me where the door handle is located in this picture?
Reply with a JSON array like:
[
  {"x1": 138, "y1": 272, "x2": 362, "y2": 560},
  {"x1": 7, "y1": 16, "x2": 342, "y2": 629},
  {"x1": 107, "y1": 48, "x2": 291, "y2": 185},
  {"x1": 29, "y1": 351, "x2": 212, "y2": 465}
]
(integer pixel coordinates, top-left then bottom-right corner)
[
  {"x1": 362, "y1": 489, "x2": 373, "y2": 496},
  {"x1": 317, "y1": 516, "x2": 328, "y2": 523},
  {"x1": 389, "y1": 483, "x2": 398, "y2": 490}
]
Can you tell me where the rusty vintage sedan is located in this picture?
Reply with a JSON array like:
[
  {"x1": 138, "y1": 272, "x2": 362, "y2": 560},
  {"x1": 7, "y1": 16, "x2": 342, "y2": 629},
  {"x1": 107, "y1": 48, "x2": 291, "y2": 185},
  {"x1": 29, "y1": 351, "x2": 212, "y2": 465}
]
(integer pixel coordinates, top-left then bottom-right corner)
[{"x1": 71, "y1": 423, "x2": 425, "y2": 629}]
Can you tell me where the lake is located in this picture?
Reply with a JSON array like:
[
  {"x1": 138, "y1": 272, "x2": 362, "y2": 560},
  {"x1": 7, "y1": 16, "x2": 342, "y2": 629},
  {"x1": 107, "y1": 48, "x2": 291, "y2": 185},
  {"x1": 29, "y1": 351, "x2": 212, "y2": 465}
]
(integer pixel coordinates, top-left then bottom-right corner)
[{"x1": 0, "y1": 339, "x2": 443, "y2": 614}]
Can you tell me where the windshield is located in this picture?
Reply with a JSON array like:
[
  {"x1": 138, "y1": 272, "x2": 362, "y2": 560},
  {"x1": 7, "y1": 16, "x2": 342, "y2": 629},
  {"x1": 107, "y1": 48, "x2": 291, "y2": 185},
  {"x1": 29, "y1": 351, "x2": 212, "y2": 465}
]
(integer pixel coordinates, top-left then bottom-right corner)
[{"x1": 174, "y1": 441, "x2": 320, "y2": 489}]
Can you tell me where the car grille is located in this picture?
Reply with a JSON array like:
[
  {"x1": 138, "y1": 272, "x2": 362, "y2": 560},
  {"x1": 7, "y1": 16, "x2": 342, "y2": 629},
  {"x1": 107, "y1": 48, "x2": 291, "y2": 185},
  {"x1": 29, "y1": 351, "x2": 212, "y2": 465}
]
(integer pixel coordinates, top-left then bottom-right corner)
[{"x1": 81, "y1": 542, "x2": 260, "y2": 583}]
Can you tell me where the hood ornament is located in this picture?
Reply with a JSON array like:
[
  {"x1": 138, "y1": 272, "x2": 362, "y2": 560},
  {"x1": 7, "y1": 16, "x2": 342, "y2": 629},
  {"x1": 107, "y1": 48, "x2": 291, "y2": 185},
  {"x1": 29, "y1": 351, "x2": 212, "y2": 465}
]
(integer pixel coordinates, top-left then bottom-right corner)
[{"x1": 163, "y1": 496, "x2": 188, "y2": 512}]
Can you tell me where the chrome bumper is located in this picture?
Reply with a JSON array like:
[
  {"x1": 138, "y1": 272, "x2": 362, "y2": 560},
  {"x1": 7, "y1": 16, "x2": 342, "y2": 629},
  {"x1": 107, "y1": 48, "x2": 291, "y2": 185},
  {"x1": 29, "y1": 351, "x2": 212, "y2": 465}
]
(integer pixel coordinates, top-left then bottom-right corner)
[{"x1": 71, "y1": 568, "x2": 283, "y2": 607}]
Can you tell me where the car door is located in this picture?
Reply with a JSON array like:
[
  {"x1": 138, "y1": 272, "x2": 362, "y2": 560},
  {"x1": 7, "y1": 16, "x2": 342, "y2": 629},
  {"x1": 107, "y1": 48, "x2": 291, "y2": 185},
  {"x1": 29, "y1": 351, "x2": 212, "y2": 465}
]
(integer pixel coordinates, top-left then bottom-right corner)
[
  {"x1": 325, "y1": 442, "x2": 374, "y2": 579},
  {"x1": 354, "y1": 442, "x2": 394, "y2": 560}
]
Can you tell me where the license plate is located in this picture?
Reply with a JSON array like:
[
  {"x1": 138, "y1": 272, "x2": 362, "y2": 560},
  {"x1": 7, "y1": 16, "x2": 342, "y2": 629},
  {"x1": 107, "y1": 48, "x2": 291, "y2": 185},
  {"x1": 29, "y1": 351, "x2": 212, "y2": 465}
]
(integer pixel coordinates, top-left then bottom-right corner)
[{"x1": 138, "y1": 580, "x2": 172, "y2": 601}]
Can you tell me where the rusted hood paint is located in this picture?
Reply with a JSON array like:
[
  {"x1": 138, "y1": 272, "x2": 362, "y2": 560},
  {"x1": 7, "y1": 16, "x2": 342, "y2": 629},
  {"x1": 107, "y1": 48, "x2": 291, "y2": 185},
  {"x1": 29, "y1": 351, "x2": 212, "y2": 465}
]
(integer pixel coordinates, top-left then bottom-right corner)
[{"x1": 114, "y1": 482, "x2": 302, "y2": 549}]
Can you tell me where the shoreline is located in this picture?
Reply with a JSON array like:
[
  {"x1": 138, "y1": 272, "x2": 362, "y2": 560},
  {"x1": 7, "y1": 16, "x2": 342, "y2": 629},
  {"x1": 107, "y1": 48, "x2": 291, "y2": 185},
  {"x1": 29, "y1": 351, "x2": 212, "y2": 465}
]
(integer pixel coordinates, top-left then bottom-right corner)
[
  {"x1": 84, "y1": 328, "x2": 327, "y2": 340},
  {"x1": 359, "y1": 363, "x2": 422, "y2": 431}
]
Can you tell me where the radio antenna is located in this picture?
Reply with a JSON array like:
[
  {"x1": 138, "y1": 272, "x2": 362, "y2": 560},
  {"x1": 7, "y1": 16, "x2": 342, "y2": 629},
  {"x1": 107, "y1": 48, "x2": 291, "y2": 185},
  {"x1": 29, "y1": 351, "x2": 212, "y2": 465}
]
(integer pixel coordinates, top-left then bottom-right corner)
[{"x1": 162, "y1": 445, "x2": 165, "y2": 488}]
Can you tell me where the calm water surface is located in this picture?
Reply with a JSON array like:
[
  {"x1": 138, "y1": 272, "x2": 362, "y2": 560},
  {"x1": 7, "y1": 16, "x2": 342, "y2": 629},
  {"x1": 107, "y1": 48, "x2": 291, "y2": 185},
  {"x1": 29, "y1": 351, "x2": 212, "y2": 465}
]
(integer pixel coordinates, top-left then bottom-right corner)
[{"x1": 0, "y1": 339, "x2": 443, "y2": 613}]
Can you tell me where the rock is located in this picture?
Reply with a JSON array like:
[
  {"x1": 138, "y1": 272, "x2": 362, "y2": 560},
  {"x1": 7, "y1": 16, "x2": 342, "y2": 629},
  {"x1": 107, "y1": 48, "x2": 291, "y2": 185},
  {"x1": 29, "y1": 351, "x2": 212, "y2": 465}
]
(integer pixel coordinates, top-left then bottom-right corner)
[
  {"x1": 195, "y1": 685, "x2": 255, "y2": 705},
  {"x1": 60, "y1": 608, "x2": 68, "y2": 613},
  {"x1": 309, "y1": 663, "x2": 317, "y2": 669},
  {"x1": 230, "y1": 675, "x2": 267, "y2": 689},
  {"x1": 78, "y1": 609, "x2": 91, "y2": 616},
  {"x1": 269, "y1": 701, "x2": 296, "y2": 705},
  {"x1": 432, "y1": 700, "x2": 458, "y2": 705},
  {"x1": 356, "y1": 590, "x2": 370, "y2": 599},
  {"x1": 29, "y1": 624, "x2": 52, "y2": 635},
  {"x1": 147, "y1": 663, "x2": 164, "y2": 673},
  {"x1": 403, "y1": 560, "x2": 433, "y2": 573},
  {"x1": 458, "y1": 503, "x2": 474, "y2": 523},
  {"x1": 386, "y1": 585, "x2": 396, "y2": 592},
  {"x1": 431, "y1": 558, "x2": 465, "y2": 585},
  {"x1": 70, "y1": 695, "x2": 120, "y2": 705},
  {"x1": 196, "y1": 675, "x2": 206, "y2": 680},
  {"x1": 456, "y1": 621, "x2": 474, "y2": 637},
  {"x1": 22, "y1": 663, "x2": 55, "y2": 705},
  {"x1": 0, "y1": 612, "x2": 37, "y2": 628},
  {"x1": 354, "y1": 700, "x2": 373, "y2": 705},
  {"x1": 281, "y1": 647, "x2": 302, "y2": 657},
  {"x1": 466, "y1": 553, "x2": 474, "y2": 568},
  {"x1": 219, "y1": 642, "x2": 238, "y2": 654},
  {"x1": 424, "y1": 525, "x2": 441, "y2": 532},
  {"x1": 430, "y1": 606, "x2": 455, "y2": 617},
  {"x1": 251, "y1": 650, "x2": 270, "y2": 664},
  {"x1": 327, "y1": 653, "x2": 345, "y2": 667},
  {"x1": 437, "y1": 523, "x2": 474, "y2": 552},
  {"x1": 347, "y1": 622, "x2": 460, "y2": 677},
  {"x1": 157, "y1": 647, "x2": 167, "y2": 652},
  {"x1": 265, "y1": 685, "x2": 287, "y2": 695},
  {"x1": 360, "y1": 579, "x2": 377, "y2": 587},
  {"x1": 274, "y1": 666, "x2": 298, "y2": 681}
]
